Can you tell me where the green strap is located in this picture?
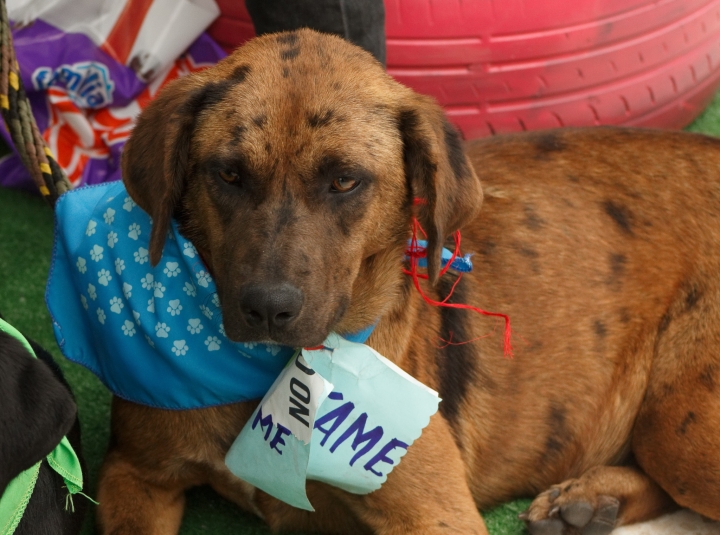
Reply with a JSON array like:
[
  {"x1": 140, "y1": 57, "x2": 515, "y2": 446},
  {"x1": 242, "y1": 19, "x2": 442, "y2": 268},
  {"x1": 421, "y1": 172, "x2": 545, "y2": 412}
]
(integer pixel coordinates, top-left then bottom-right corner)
[
  {"x1": 0, "y1": 319, "x2": 87, "y2": 535},
  {"x1": 0, "y1": 463, "x2": 40, "y2": 535}
]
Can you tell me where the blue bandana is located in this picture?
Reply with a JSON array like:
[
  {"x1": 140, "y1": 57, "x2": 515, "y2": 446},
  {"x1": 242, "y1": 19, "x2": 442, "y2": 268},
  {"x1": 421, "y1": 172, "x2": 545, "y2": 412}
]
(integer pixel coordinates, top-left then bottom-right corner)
[{"x1": 46, "y1": 181, "x2": 372, "y2": 410}]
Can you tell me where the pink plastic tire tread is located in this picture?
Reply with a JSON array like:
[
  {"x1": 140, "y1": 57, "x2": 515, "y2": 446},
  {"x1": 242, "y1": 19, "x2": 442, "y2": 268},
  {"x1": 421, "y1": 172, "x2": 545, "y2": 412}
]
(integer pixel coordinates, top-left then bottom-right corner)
[{"x1": 208, "y1": 0, "x2": 720, "y2": 138}]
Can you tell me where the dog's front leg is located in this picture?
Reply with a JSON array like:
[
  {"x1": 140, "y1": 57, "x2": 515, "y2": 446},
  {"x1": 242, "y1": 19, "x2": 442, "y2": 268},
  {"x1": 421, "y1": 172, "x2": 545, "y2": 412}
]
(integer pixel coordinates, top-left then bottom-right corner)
[
  {"x1": 96, "y1": 450, "x2": 187, "y2": 535},
  {"x1": 341, "y1": 413, "x2": 488, "y2": 535}
]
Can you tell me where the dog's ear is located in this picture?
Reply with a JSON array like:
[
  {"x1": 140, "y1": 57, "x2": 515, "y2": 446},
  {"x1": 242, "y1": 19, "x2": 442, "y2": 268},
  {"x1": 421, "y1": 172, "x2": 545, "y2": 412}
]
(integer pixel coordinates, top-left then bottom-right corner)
[
  {"x1": 122, "y1": 73, "x2": 229, "y2": 266},
  {"x1": 0, "y1": 331, "x2": 76, "y2": 495},
  {"x1": 399, "y1": 94, "x2": 483, "y2": 285}
]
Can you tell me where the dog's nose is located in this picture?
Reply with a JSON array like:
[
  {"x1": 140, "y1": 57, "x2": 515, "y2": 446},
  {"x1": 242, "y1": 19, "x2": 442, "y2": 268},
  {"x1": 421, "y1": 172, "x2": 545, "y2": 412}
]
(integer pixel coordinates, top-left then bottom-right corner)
[{"x1": 239, "y1": 284, "x2": 304, "y2": 330}]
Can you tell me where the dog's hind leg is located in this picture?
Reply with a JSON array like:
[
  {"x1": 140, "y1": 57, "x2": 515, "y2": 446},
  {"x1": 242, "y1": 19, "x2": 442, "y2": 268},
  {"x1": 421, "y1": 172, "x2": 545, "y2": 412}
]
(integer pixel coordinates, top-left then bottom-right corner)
[
  {"x1": 96, "y1": 451, "x2": 187, "y2": 535},
  {"x1": 632, "y1": 276, "x2": 720, "y2": 521},
  {"x1": 521, "y1": 465, "x2": 676, "y2": 535}
]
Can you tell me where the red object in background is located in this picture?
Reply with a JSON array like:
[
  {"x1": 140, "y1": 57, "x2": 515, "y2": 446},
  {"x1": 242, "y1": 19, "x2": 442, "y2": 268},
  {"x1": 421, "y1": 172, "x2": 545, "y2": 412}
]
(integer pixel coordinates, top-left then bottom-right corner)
[{"x1": 209, "y1": 0, "x2": 720, "y2": 139}]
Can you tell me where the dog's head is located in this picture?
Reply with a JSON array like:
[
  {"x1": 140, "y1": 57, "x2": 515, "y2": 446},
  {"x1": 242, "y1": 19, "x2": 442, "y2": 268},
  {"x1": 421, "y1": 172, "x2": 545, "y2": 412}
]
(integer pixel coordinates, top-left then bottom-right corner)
[{"x1": 123, "y1": 29, "x2": 482, "y2": 347}]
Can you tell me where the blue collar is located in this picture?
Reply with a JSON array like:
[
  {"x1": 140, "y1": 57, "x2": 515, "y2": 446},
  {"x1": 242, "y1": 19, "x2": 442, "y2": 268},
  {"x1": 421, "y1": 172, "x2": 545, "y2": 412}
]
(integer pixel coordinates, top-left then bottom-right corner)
[{"x1": 46, "y1": 181, "x2": 375, "y2": 410}]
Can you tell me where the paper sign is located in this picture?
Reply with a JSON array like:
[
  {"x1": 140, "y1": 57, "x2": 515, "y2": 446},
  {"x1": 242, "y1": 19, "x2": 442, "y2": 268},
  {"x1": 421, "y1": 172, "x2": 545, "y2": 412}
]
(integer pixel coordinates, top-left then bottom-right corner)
[{"x1": 225, "y1": 335, "x2": 441, "y2": 511}]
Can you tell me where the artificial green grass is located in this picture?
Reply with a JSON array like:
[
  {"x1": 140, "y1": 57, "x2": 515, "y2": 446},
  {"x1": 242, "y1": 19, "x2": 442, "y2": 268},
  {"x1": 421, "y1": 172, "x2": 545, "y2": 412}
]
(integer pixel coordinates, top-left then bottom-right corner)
[{"x1": 2, "y1": 98, "x2": 719, "y2": 533}]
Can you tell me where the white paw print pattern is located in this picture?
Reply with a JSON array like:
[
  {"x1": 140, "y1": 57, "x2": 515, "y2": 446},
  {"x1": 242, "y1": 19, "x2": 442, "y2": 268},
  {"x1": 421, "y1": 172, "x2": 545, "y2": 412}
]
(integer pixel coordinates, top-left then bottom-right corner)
[
  {"x1": 134, "y1": 247, "x2": 149, "y2": 264},
  {"x1": 90, "y1": 245, "x2": 104, "y2": 262},
  {"x1": 266, "y1": 344, "x2": 281, "y2": 356},
  {"x1": 98, "y1": 269, "x2": 112, "y2": 286},
  {"x1": 141, "y1": 274, "x2": 154, "y2": 290},
  {"x1": 183, "y1": 242, "x2": 196, "y2": 258},
  {"x1": 196, "y1": 270, "x2": 212, "y2": 288},
  {"x1": 80, "y1": 295, "x2": 88, "y2": 310},
  {"x1": 109, "y1": 297, "x2": 124, "y2": 314},
  {"x1": 155, "y1": 322, "x2": 170, "y2": 338},
  {"x1": 107, "y1": 231, "x2": 118, "y2": 248},
  {"x1": 133, "y1": 311, "x2": 141, "y2": 324},
  {"x1": 211, "y1": 293, "x2": 220, "y2": 307},
  {"x1": 153, "y1": 282, "x2": 166, "y2": 299},
  {"x1": 85, "y1": 220, "x2": 97, "y2": 236},
  {"x1": 147, "y1": 298, "x2": 155, "y2": 313},
  {"x1": 128, "y1": 223, "x2": 142, "y2": 240},
  {"x1": 218, "y1": 323, "x2": 226, "y2": 336},
  {"x1": 103, "y1": 208, "x2": 116, "y2": 225},
  {"x1": 97, "y1": 308, "x2": 106, "y2": 324},
  {"x1": 167, "y1": 299, "x2": 183, "y2": 316},
  {"x1": 76, "y1": 257, "x2": 87, "y2": 274},
  {"x1": 205, "y1": 336, "x2": 221, "y2": 351},
  {"x1": 123, "y1": 197, "x2": 136, "y2": 212},
  {"x1": 88, "y1": 283, "x2": 97, "y2": 300},
  {"x1": 171, "y1": 340, "x2": 188, "y2": 356},
  {"x1": 243, "y1": 342, "x2": 257, "y2": 350},
  {"x1": 187, "y1": 318, "x2": 203, "y2": 334},
  {"x1": 122, "y1": 283, "x2": 132, "y2": 299},
  {"x1": 164, "y1": 262, "x2": 181, "y2": 277},
  {"x1": 200, "y1": 305, "x2": 213, "y2": 319},
  {"x1": 145, "y1": 334, "x2": 155, "y2": 348},
  {"x1": 183, "y1": 282, "x2": 197, "y2": 297},
  {"x1": 121, "y1": 320, "x2": 136, "y2": 337},
  {"x1": 115, "y1": 258, "x2": 125, "y2": 275}
]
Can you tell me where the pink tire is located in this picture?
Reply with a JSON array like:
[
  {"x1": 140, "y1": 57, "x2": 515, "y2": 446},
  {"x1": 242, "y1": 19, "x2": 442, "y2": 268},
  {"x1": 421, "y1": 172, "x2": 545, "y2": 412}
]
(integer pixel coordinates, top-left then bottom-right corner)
[{"x1": 208, "y1": 0, "x2": 720, "y2": 138}]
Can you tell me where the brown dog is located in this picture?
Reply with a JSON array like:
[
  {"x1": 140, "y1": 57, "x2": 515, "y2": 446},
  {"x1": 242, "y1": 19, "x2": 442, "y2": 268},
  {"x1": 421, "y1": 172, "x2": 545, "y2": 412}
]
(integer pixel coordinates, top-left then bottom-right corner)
[{"x1": 96, "y1": 29, "x2": 720, "y2": 534}]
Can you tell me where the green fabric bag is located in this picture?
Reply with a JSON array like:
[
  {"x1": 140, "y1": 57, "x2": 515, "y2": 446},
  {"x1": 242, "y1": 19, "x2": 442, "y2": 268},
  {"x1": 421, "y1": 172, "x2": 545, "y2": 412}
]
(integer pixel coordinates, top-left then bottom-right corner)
[{"x1": 0, "y1": 318, "x2": 85, "y2": 535}]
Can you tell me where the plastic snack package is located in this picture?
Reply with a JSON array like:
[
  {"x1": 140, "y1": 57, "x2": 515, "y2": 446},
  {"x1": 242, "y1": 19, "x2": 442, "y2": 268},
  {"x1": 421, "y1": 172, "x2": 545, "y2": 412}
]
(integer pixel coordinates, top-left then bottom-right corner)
[{"x1": 1, "y1": 0, "x2": 225, "y2": 191}]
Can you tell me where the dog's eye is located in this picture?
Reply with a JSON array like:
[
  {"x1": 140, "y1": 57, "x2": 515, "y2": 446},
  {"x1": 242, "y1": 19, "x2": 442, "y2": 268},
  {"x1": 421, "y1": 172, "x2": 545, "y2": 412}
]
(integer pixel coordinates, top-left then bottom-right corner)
[
  {"x1": 219, "y1": 170, "x2": 240, "y2": 184},
  {"x1": 330, "y1": 177, "x2": 358, "y2": 193}
]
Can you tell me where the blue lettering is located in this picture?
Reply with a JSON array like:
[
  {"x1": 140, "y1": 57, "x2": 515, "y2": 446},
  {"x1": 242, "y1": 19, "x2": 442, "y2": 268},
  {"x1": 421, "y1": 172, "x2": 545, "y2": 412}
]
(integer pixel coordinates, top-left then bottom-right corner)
[
  {"x1": 330, "y1": 413, "x2": 383, "y2": 466},
  {"x1": 363, "y1": 438, "x2": 409, "y2": 476},
  {"x1": 314, "y1": 396, "x2": 354, "y2": 446},
  {"x1": 269, "y1": 423, "x2": 291, "y2": 454},
  {"x1": 251, "y1": 406, "x2": 274, "y2": 440}
]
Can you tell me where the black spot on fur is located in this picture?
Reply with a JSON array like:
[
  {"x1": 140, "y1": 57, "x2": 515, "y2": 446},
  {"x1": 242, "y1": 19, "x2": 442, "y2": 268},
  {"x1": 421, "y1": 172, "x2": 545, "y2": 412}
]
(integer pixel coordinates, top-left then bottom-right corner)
[
  {"x1": 193, "y1": 80, "x2": 233, "y2": 111},
  {"x1": 436, "y1": 275, "x2": 491, "y2": 424},
  {"x1": 603, "y1": 200, "x2": 634, "y2": 236},
  {"x1": 700, "y1": 365, "x2": 716, "y2": 392},
  {"x1": 677, "y1": 411, "x2": 696, "y2": 435},
  {"x1": 308, "y1": 110, "x2": 336, "y2": 128},
  {"x1": 281, "y1": 46, "x2": 300, "y2": 61},
  {"x1": 252, "y1": 115, "x2": 267, "y2": 129},
  {"x1": 567, "y1": 174, "x2": 580, "y2": 183},
  {"x1": 685, "y1": 284, "x2": 702, "y2": 311},
  {"x1": 282, "y1": 67, "x2": 290, "y2": 78},
  {"x1": 534, "y1": 132, "x2": 567, "y2": 160},
  {"x1": 594, "y1": 320, "x2": 607, "y2": 338},
  {"x1": 229, "y1": 125, "x2": 246, "y2": 145},
  {"x1": 515, "y1": 243, "x2": 540, "y2": 274},
  {"x1": 523, "y1": 205, "x2": 545, "y2": 230},
  {"x1": 230, "y1": 64, "x2": 250, "y2": 83},
  {"x1": 541, "y1": 402, "x2": 572, "y2": 461},
  {"x1": 264, "y1": 142, "x2": 272, "y2": 153},
  {"x1": 658, "y1": 311, "x2": 672, "y2": 334},
  {"x1": 619, "y1": 308, "x2": 631, "y2": 323},
  {"x1": 443, "y1": 120, "x2": 470, "y2": 182},
  {"x1": 277, "y1": 33, "x2": 299, "y2": 46}
]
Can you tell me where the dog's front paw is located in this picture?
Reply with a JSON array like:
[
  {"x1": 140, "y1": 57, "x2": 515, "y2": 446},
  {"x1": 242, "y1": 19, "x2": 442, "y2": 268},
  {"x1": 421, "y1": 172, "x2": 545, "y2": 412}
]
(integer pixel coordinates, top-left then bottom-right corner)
[{"x1": 519, "y1": 480, "x2": 620, "y2": 535}]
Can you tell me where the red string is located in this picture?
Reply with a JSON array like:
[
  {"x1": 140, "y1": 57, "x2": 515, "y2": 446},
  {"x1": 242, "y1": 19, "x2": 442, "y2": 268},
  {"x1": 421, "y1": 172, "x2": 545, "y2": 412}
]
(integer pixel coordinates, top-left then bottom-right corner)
[{"x1": 405, "y1": 199, "x2": 513, "y2": 358}]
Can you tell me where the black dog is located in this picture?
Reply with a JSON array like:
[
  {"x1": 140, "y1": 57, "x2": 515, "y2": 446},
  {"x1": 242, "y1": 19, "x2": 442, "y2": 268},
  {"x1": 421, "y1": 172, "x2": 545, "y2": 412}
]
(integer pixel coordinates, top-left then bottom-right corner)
[{"x1": 0, "y1": 316, "x2": 87, "y2": 534}]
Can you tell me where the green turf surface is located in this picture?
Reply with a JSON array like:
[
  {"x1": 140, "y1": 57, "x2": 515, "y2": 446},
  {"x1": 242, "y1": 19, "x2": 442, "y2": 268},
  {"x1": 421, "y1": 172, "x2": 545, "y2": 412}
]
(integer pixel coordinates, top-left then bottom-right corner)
[{"x1": 2, "y1": 99, "x2": 719, "y2": 533}]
